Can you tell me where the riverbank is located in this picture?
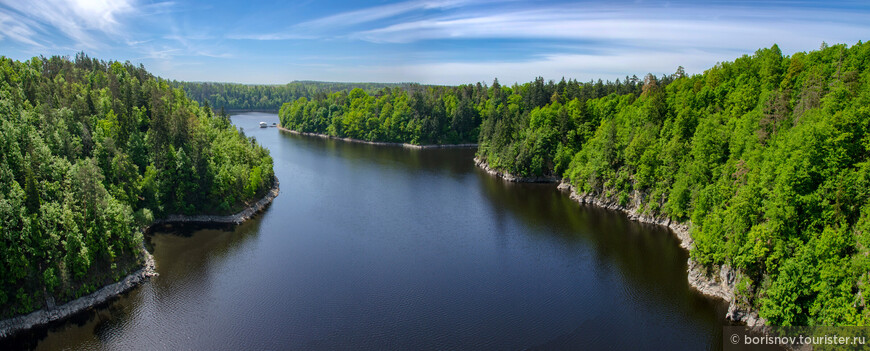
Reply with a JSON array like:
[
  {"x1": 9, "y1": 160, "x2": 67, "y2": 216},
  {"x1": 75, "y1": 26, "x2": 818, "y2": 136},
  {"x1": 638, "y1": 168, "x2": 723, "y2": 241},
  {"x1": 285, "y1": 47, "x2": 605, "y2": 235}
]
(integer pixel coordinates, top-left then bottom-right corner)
[
  {"x1": 0, "y1": 249, "x2": 156, "y2": 339},
  {"x1": 278, "y1": 126, "x2": 478, "y2": 149},
  {"x1": 473, "y1": 157, "x2": 560, "y2": 183},
  {"x1": 0, "y1": 177, "x2": 281, "y2": 339},
  {"x1": 474, "y1": 159, "x2": 764, "y2": 327},
  {"x1": 152, "y1": 176, "x2": 281, "y2": 226}
]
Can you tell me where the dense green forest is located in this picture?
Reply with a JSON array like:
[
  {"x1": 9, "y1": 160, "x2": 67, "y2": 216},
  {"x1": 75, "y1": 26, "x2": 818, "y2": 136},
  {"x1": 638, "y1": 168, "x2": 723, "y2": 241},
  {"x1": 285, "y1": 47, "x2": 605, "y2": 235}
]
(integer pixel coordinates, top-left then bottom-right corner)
[
  {"x1": 278, "y1": 77, "x2": 650, "y2": 145},
  {"x1": 175, "y1": 81, "x2": 415, "y2": 111},
  {"x1": 0, "y1": 54, "x2": 274, "y2": 318},
  {"x1": 477, "y1": 42, "x2": 870, "y2": 326},
  {"x1": 278, "y1": 41, "x2": 870, "y2": 326}
]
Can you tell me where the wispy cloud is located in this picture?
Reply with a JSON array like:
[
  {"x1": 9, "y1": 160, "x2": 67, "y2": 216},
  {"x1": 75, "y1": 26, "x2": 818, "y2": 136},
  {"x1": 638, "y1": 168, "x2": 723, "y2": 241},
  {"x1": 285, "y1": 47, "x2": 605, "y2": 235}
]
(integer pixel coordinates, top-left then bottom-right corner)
[
  {"x1": 226, "y1": 33, "x2": 317, "y2": 41},
  {"x1": 275, "y1": 49, "x2": 722, "y2": 85},
  {"x1": 297, "y1": 0, "x2": 465, "y2": 29},
  {"x1": 351, "y1": 4, "x2": 866, "y2": 52},
  {"x1": 2, "y1": 0, "x2": 866, "y2": 85},
  {"x1": 160, "y1": 28, "x2": 233, "y2": 59},
  {"x1": 0, "y1": 10, "x2": 45, "y2": 47},
  {"x1": 0, "y1": 0, "x2": 141, "y2": 48},
  {"x1": 229, "y1": 0, "x2": 471, "y2": 41},
  {"x1": 164, "y1": 34, "x2": 216, "y2": 41}
]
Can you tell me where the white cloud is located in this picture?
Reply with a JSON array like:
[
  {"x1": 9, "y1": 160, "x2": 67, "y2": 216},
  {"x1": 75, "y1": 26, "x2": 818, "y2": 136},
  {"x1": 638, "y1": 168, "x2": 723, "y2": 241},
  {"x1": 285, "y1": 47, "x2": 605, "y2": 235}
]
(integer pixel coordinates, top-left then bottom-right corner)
[
  {"x1": 275, "y1": 49, "x2": 723, "y2": 85},
  {"x1": 0, "y1": 10, "x2": 44, "y2": 47},
  {"x1": 351, "y1": 5, "x2": 867, "y2": 55},
  {"x1": 230, "y1": 0, "x2": 471, "y2": 41},
  {"x1": 0, "y1": 0, "x2": 139, "y2": 48},
  {"x1": 296, "y1": 0, "x2": 466, "y2": 29},
  {"x1": 226, "y1": 33, "x2": 317, "y2": 41}
]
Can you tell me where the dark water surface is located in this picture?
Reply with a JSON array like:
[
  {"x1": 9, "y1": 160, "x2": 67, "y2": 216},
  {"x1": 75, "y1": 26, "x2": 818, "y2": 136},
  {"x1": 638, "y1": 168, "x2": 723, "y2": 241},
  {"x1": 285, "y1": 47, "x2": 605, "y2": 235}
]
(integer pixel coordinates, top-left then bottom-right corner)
[{"x1": 24, "y1": 112, "x2": 727, "y2": 350}]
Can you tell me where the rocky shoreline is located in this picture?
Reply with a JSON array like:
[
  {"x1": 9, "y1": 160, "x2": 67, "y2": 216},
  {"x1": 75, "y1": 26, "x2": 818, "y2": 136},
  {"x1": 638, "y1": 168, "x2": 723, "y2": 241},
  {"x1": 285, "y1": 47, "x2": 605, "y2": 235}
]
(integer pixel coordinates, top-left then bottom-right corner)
[
  {"x1": 0, "y1": 177, "x2": 281, "y2": 339},
  {"x1": 473, "y1": 157, "x2": 560, "y2": 183},
  {"x1": 475, "y1": 158, "x2": 765, "y2": 327},
  {"x1": 278, "y1": 126, "x2": 478, "y2": 149},
  {"x1": 153, "y1": 176, "x2": 280, "y2": 226},
  {"x1": 0, "y1": 249, "x2": 157, "y2": 339}
]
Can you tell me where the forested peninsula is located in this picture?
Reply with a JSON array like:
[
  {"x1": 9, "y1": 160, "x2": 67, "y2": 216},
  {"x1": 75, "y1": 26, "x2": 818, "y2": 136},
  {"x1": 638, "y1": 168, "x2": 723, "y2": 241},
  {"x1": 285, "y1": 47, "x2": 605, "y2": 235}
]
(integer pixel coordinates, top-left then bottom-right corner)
[
  {"x1": 276, "y1": 41, "x2": 870, "y2": 326},
  {"x1": 0, "y1": 54, "x2": 275, "y2": 325},
  {"x1": 276, "y1": 77, "x2": 650, "y2": 145}
]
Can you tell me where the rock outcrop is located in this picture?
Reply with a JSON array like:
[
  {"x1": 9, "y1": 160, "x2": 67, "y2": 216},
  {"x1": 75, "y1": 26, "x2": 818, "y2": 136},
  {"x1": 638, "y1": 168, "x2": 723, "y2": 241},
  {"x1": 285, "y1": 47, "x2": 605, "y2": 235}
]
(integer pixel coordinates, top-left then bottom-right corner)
[
  {"x1": 0, "y1": 250, "x2": 156, "y2": 338},
  {"x1": 473, "y1": 157, "x2": 560, "y2": 183}
]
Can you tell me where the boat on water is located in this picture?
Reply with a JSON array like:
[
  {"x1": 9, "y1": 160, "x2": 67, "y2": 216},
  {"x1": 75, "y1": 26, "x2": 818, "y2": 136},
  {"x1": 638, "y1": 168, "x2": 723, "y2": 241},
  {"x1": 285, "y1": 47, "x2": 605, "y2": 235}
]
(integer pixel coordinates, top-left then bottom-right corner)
[{"x1": 259, "y1": 122, "x2": 267, "y2": 128}]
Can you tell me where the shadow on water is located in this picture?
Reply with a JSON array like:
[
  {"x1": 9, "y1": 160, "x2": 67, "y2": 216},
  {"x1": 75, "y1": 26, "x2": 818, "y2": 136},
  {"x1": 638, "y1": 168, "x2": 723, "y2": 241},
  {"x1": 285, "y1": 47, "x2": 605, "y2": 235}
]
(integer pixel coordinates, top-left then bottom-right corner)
[
  {"x1": 14, "y1": 113, "x2": 731, "y2": 350},
  {"x1": 15, "y1": 214, "x2": 268, "y2": 351},
  {"x1": 474, "y1": 167, "x2": 729, "y2": 350},
  {"x1": 0, "y1": 292, "x2": 134, "y2": 351},
  {"x1": 139, "y1": 215, "x2": 266, "y2": 300}
]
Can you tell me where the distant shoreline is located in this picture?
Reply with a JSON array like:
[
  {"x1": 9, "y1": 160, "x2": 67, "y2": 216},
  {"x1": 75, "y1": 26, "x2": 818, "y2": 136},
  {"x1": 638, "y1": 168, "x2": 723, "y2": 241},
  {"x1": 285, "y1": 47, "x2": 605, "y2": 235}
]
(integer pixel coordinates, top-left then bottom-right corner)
[
  {"x1": 152, "y1": 176, "x2": 280, "y2": 226},
  {"x1": 277, "y1": 126, "x2": 478, "y2": 149},
  {"x1": 225, "y1": 109, "x2": 279, "y2": 113},
  {"x1": 0, "y1": 177, "x2": 280, "y2": 339}
]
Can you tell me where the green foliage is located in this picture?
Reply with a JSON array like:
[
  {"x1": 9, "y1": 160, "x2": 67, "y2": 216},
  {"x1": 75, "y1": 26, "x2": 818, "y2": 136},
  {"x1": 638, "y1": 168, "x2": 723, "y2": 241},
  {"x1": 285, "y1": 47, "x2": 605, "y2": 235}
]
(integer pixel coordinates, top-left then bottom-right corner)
[
  {"x1": 279, "y1": 85, "x2": 483, "y2": 145},
  {"x1": 478, "y1": 42, "x2": 870, "y2": 326},
  {"x1": 477, "y1": 76, "x2": 651, "y2": 177},
  {"x1": 279, "y1": 76, "x2": 648, "y2": 149},
  {"x1": 0, "y1": 53, "x2": 274, "y2": 317},
  {"x1": 175, "y1": 80, "x2": 416, "y2": 111}
]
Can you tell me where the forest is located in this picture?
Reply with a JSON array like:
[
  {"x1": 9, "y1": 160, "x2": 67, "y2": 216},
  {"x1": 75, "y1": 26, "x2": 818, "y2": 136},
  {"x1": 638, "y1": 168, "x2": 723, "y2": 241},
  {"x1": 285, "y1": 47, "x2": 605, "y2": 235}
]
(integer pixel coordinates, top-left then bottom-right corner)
[
  {"x1": 279, "y1": 41, "x2": 870, "y2": 326},
  {"x1": 277, "y1": 76, "x2": 653, "y2": 145},
  {"x1": 0, "y1": 54, "x2": 274, "y2": 318},
  {"x1": 3, "y1": 41, "x2": 867, "y2": 329},
  {"x1": 175, "y1": 81, "x2": 416, "y2": 112},
  {"x1": 478, "y1": 42, "x2": 870, "y2": 326}
]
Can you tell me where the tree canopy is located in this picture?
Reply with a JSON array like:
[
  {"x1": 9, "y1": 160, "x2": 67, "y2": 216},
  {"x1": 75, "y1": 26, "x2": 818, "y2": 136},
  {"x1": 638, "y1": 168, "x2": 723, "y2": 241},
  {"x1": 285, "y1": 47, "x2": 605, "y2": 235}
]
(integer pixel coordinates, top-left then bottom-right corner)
[
  {"x1": 281, "y1": 41, "x2": 870, "y2": 326},
  {"x1": 175, "y1": 81, "x2": 417, "y2": 111},
  {"x1": 0, "y1": 54, "x2": 274, "y2": 318},
  {"x1": 478, "y1": 42, "x2": 870, "y2": 326},
  {"x1": 278, "y1": 77, "x2": 648, "y2": 145}
]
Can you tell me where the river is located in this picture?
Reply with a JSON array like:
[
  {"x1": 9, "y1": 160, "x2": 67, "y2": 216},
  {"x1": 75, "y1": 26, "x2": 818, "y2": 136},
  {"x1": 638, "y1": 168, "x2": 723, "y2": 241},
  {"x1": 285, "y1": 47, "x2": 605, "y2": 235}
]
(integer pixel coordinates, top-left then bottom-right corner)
[{"x1": 19, "y1": 112, "x2": 727, "y2": 350}]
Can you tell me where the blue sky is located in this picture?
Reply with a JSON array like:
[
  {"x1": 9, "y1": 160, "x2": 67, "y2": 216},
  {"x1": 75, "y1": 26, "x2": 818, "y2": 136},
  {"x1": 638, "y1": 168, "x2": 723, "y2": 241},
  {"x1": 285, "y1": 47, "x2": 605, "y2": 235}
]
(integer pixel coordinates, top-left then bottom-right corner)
[{"x1": 0, "y1": 0, "x2": 868, "y2": 85}]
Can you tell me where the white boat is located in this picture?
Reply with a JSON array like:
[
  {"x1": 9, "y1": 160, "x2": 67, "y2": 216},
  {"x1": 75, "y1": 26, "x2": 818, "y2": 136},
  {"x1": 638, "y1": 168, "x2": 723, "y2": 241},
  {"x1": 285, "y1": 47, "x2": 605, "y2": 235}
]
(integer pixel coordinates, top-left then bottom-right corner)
[{"x1": 259, "y1": 122, "x2": 267, "y2": 128}]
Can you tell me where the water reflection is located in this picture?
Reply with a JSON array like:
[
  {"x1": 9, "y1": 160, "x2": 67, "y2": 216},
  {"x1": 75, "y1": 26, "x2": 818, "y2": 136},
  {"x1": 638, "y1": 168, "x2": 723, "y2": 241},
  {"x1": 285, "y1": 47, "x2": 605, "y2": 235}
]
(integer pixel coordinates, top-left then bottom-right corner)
[
  {"x1": 13, "y1": 113, "x2": 728, "y2": 350},
  {"x1": 278, "y1": 131, "x2": 477, "y2": 178},
  {"x1": 476, "y1": 171, "x2": 728, "y2": 349}
]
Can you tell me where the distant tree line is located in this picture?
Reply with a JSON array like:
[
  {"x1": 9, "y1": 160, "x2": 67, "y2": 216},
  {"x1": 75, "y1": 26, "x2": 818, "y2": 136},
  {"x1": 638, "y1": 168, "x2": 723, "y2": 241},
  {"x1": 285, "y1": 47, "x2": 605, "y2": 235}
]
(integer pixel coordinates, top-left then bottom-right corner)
[
  {"x1": 174, "y1": 81, "x2": 418, "y2": 111},
  {"x1": 278, "y1": 76, "x2": 655, "y2": 145},
  {"x1": 0, "y1": 53, "x2": 274, "y2": 318}
]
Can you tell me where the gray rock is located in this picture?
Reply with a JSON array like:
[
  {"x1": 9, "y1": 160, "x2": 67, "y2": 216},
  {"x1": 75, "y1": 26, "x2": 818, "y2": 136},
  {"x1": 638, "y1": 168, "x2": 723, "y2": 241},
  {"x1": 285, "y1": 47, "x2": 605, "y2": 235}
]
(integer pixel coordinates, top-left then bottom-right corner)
[{"x1": 0, "y1": 249, "x2": 156, "y2": 338}]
